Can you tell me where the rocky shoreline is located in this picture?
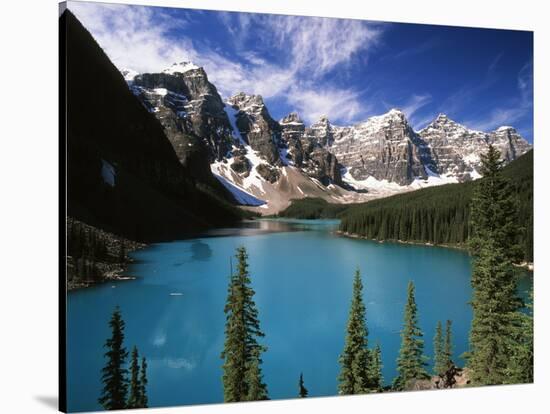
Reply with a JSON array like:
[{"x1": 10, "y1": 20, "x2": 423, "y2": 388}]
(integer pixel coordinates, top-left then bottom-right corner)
[
  {"x1": 336, "y1": 231, "x2": 534, "y2": 271},
  {"x1": 67, "y1": 264, "x2": 140, "y2": 291},
  {"x1": 66, "y1": 218, "x2": 146, "y2": 291}
]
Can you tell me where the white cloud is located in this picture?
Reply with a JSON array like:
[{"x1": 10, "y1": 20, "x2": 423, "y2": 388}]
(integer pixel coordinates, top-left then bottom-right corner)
[
  {"x1": 382, "y1": 37, "x2": 439, "y2": 61},
  {"x1": 487, "y1": 52, "x2": 504, "y2": 74},
  {"x1": 467, "y1": 108, "x2": 526, "y2": 131},
  {"x1": 254, "y1": 14, "x2": 382, "y2": 78},
  {"x1": 465, "y1": 61, "x2": 532, "y2": 132},
  {"x1": 400, "y1": 94, "x2": 432, "y2": 119},
  {"x1": 287, "y1": 85, "x2": 369, "y2": 124},
  {"x1": 69, "y1": 2, "x2": 195, "y2": 73},
  {"x1": 68, "y1": 2, "x2": 381, "y2": 125}
]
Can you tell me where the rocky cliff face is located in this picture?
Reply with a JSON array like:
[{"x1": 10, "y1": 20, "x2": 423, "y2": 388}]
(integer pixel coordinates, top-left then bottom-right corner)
[
  {"x1": 305, "y1": 116, "x2": 335, "y2": 147},
  {"x1": 128, "y1": 80, "x2": 218, "y2": 185},
  {"x1": 279, "y1": 113, "x2": 343, "y2": 185},
  {"x1": 133, "y1": 63, "x2": 234, "y2": 161},
  {"x1": 118, "y1": 61, "x2": 531, "y2": 214},
  {"x1": 330, "y1": 109, "x2": 427, "y2": 186},
  {"x1": 487, "y1": 126, "x2": 532, "y2": 162},
  {"x1": 418, "y1": 114, "x2": 532, "y2": 181},
  {"x1": 226, "y1": 92, "x2": 282, "y2": 167},
  {"x1": 280, "y1": 112, "x2": 306, "y2": 166}
]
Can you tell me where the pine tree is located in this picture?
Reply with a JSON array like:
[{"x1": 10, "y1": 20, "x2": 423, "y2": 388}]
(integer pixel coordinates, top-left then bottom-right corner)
[
  {"x1": 469, "y1": 145, "x2": 523, "y2": 262},
  {"x1": 221, "y1": 247, "x2": 268, "y2": 402},
  {"x1": 444, "y1": 320, "x2": 453, "y2": 372},
  {"x1": 98, "y1": 306, "x2": 129, "y2": 410},
  {"x1": 393, "y1": 281, "x2": 429, "y2": 390},
  {"x1": 467, "y1": 239, "x2": 522, "y2": 384},
  {"x1": 433, "y1": 321, "x2": 446, "y2": 376},
  {"x1": 139, "y1": 357, "x2": 149, "y2": 408},
  {"x1": 467, "y1": 145, "x2": 524, "y2": 385},
  {"x1": 368, "y1": 343, "x2": 383, "y2": 392},
  {"x1": 505, "y1": 291, "x2": 533, "y2": 384},
  {"x1": 244, "y1": 348, "x2": 268, "y2": 401},
  {"x1": 338, "y1": 269, "x2": 370, "y2": 394},
  {"x1": 127, "y1": 346, "x2": 142, "y2": 409},
  {"x1": 298, "y1": 372, "x2": 308, "y2": 398}
]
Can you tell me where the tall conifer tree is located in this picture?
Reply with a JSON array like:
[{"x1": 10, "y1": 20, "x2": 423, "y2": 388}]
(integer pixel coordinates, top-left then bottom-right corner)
[
  {"x1": 244, "y1": 348, "x2": 268, "y2": 401},
  {"x1": 368, "y1": 343, "x2": 384, "y2": 391},
  {"x1": 444, "y1": 320, "x2": 453, "y2": 371},
  {"x1": 393, "y1": 281, "x2": 429, "y2": 390},
  {"x1": 221, "y1": 247, "x2": 267, "y2": 402},
  {"x1": 139, "y1": 357, "x2": 148, "y2": 408},
  {"x1": 298, "y1": 373, "x2": 308, "y2": 398},
  {"x1": 505, "y1": 291, "x2": 533, "y2": 384},
  {"x1": 468, "y1": 145, "x2": 524, "y2": 385},
  {"x1": 338, "y1": 270, "x2": 370, "y2": 394},
  {"x1": 98, "y1": 306, "x2": 129, "y2": 410},
  {"x1": 433, "y1": 321, "x2": 446, "y2": 376},
  {"x1": 127, "y1": 346, "x2": 142, "y2": 409}
]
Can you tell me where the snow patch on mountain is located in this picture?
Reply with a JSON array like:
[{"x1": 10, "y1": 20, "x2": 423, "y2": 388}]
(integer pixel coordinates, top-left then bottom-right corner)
[
  {"x1": 121, "y1": 68, "x2": 138, "y2": 82},
  {"x1": 342, "y1": 164, "x2": 459, "y2": 197},
  {"x1": 213, "y1": 173, "x2": 265, "y2": 206},
  {"x1": 223, "y1": 103, "x2": 245, "y2": 145},
  {"x1": 211, "y1": 146, "x2": 269, "y2": 197},
  {"x1": 153, "y1": 88, "x2": 168, "y2": 96},
  {"x1": 163, "y1": 61, "x2": 200, "y2": 75}
]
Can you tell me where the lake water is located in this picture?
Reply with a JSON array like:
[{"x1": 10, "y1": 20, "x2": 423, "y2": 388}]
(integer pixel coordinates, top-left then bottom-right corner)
[{"x1": 66, "y1": 219, "x2": 532, "y2": 412}]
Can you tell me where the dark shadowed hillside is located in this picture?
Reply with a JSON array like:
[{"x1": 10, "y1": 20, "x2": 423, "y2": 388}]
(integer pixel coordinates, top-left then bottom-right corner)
[{"x1": 61, "y1": 10, "x2": 241, "y2": 242}]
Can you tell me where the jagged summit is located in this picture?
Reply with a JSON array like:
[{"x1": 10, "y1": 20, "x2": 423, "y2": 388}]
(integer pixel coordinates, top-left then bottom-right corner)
[
  {"x1": 386, "y1": 108, "x2": 406, "y2": 116},
  {"x1": 163, "y1": 61, "x2": 200, "y2": 75},
  {"x1": 228, "y1": 92, "x2": 266, "y2": 109},
  {"x1": 312, "y1": 115, "x2": 331, "y2": 126},
  {"x1": 280, "y1": 112, "x2": 304, "y2": 125},
  {"x1": 356, "y1": 108, "x2": 409, "y2": 129},
  {"x1": 420, "y1": 113, "x2": 467, "y2": 133}
]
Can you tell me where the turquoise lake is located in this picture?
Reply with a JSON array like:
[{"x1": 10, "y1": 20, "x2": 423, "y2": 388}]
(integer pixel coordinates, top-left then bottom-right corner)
[{"x1": 66, "y1": 219, "x2": 532, "y2": 412}]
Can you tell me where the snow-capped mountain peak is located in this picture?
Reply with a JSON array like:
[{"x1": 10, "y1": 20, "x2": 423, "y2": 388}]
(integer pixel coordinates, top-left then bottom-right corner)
[
  {"x1": 163, "y1": 61, "x2": 200, "y2": 75},
  {"x1": 386, "y1": 108, "x2": 406, "y2": 116},
  {"x1": 421, "y1": 113, "x2": 486, "y2": 137},
  {"x1": 121, "y1": 68, "x2": 139, "y2": 82},
  {"x1": 228, "y1": 92, "x2": 266, "y2": 114},
  {"x1": 496, "y1": 125, "x2": 515, "y2": 132}
]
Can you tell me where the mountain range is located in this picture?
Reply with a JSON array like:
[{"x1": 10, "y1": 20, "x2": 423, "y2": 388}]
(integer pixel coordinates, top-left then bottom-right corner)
[
  {"x1": 124, "y1": 61, "x2": 531, "y2": 214},
  {"x1": 64, "y1": 9, "x2": 531, "y2": 220}
]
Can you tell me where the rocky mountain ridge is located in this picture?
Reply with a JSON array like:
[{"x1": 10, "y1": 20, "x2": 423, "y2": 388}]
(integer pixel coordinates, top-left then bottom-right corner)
[{"x1": 123, "y1": 62, "x2": 532, "y2": 214}]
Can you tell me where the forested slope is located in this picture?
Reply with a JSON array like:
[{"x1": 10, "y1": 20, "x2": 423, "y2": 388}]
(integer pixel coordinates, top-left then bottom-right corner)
[
  {"x1": 278, "y1": 197, "x2": 349, "y2": 219},
  {"x1": 339, "y1": 150, "x2": 533, "y2": 261}
]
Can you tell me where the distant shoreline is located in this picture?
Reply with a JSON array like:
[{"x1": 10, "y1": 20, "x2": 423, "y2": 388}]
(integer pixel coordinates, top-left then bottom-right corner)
[{"x1": 336, "y1": 230, "x2": 534, "y2": 271}]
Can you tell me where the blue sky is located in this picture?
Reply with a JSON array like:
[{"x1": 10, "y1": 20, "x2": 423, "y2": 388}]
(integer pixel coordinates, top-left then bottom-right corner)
[{"x1": 69, "y1": 1, "x2": 533, "y2": 142}]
